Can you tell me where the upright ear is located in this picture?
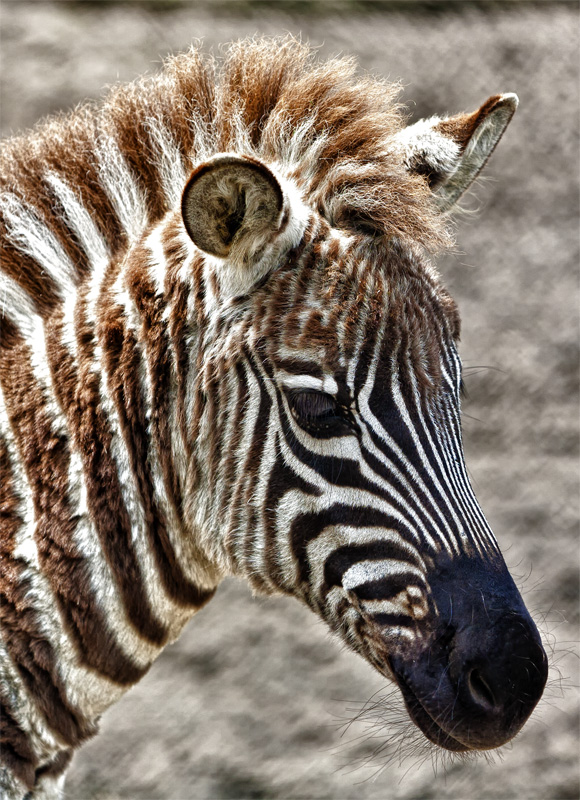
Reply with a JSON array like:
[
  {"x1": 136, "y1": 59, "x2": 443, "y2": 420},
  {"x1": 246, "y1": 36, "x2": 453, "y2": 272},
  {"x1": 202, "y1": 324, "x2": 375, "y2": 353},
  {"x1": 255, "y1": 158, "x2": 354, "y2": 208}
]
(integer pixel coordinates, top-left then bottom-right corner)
[
  {"x1": 182, "y1": 153, "x2": 284, "y2": 258},
  {"x1": 393, "y1": 93, "x2": 518, "y2": 212},
  {"x1": 182, "y1": 154, "x2": 306, "y2": 296}
]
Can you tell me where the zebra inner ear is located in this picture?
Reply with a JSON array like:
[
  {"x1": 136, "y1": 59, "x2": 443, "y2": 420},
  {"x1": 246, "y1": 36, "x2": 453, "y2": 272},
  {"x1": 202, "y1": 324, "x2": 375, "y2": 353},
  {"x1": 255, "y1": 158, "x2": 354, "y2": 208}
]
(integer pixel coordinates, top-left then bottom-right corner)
[
  {"x1": 181, "y1": 154, "x2": 284, "y2": 260},
  {"x1": 393, "y1": 93, "x2": 518, "y2": 212}
]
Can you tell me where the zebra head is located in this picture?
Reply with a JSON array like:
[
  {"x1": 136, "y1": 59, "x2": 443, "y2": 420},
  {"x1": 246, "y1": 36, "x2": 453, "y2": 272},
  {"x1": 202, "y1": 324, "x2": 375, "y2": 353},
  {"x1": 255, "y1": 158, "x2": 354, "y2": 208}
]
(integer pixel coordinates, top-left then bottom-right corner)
[{"x1": 177, "y1": 92, "x2": 547, "y2": 754}]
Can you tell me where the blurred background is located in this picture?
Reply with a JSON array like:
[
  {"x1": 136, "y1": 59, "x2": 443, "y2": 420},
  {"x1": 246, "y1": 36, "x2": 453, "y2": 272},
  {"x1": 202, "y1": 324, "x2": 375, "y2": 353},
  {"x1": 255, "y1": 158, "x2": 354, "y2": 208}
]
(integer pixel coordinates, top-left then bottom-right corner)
[{"x1": 1, "y1": 1, "x2": 578, "y2": 798}]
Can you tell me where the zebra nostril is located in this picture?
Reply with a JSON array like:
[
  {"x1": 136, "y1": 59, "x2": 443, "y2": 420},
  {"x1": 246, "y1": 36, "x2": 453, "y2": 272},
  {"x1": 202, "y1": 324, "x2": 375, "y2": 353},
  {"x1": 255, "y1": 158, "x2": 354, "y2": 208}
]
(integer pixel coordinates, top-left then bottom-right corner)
[{"x1": 466, "y1": 667, "x2": 497, "y2": 710}]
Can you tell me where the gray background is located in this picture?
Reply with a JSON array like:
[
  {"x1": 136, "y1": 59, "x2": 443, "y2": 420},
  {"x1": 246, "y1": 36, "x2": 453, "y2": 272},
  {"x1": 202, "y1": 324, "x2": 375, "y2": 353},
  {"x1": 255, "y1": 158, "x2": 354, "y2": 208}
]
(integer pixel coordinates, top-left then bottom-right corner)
[{"x1": 1, "y1": 2, "x2": 578, "y2": 798}]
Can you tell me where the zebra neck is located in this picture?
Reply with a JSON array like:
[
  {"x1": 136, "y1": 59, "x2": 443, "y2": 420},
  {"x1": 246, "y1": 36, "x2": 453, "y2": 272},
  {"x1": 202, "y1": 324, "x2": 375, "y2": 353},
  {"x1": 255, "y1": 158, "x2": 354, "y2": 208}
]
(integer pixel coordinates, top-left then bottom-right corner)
[{"x1": 0, "y1": 209, "x2": 230, "y2": 787}]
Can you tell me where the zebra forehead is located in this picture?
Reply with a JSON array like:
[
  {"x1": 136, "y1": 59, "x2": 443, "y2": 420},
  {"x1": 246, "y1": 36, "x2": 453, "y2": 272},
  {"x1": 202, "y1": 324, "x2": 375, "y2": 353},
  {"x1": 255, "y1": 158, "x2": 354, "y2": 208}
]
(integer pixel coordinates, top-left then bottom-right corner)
[{"x1": 238, "y1": 242, "x2": 459, "y2": 389}]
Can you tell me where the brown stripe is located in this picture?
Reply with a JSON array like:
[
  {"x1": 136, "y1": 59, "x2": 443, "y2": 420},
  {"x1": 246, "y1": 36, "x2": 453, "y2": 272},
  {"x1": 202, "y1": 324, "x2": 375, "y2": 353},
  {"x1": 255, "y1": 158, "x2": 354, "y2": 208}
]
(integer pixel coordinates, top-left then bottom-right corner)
[
  {"x1": 191, "y1": 251, "x2": 208, "y2": 327},
  {"x1": 218, "y1": 361, "x2": 249, "y2": 528},
  {"x1": 44, "y1": 304, "x2": 168, "y2": 651},
  {"x1": 0, "y1": 697, "x2": 37, "y2": 790},
  {"x1": 128, "y1": 261, "x2": 184, "y2": 520},
  {"x1": 261, "y1": 268, "x2": 295, "y2": 346},
  {"x1": 0, "y1": 236, "x2": 60, "y2": 318},
  {"x1": 163, "y1": 216, "x2": 193, "y2": 457},
  {"x1": 99, "y1": 258, "x2": 214, "y2": 608},
  {"x1": 339, "y1": 259, "x2": 376, "y2": 362},
  {"x1": 0, "y1": 437, "x2": 96, "y2": 751},
  {"x1": 204, "y1": 371, "x2": 221, "y2": 493},
  {"x1": 168, "y1": 278, "x2": 192, "y2": 458},
  {"x1": 0, "y1": 315, "x2": 21, "y2": 351},
  {"x1": 0, "y1": 338, "x2": 148, "y2": 686},
  {"x1": 205, "y1": 359, "x2": 238, "y2": 497}
]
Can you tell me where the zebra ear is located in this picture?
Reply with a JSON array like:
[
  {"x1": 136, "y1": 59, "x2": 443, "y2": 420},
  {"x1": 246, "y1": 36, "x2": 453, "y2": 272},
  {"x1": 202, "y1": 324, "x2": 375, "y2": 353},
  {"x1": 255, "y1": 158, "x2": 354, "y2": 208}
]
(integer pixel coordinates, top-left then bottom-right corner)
[
  {"x1": 181, "y1": 154, "x2": 284, "y2": 261},
  {"x1": 393, "y1": 93, "x2": 518, "y2": 212}
]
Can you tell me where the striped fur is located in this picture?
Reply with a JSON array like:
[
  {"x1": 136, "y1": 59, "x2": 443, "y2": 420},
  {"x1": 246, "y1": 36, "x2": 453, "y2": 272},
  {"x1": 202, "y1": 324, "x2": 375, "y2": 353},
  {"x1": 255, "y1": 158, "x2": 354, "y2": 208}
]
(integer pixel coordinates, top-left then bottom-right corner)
[{"x1": 0, "y1": 38, "x2": 544, "y2": 798}]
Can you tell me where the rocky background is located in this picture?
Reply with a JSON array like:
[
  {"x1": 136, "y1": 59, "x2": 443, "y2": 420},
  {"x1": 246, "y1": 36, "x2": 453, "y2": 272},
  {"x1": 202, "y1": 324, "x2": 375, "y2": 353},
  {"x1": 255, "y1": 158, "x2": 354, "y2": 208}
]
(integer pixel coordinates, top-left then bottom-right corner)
[{"x1": 1, "y1": 2, "x2": 578, "y2": 798}]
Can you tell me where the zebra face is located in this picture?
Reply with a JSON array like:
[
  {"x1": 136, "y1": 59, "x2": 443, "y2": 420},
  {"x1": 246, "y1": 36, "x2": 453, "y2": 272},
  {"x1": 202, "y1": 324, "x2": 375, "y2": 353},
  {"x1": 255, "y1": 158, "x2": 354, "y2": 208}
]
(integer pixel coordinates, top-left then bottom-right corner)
[
  {"x1": 181, "y1": 137, "x2": 547, "y2": 752},
  {"x1": 253, "y1": 236, "x2": 547, "y2": 754}
]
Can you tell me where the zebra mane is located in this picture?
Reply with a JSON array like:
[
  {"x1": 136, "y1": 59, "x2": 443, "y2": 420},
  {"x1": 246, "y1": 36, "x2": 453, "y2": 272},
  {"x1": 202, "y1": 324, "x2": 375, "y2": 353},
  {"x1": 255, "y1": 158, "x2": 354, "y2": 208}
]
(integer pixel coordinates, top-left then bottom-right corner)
[{"x1": 0, "y1": 39, "x2": 449, "y2": 323}]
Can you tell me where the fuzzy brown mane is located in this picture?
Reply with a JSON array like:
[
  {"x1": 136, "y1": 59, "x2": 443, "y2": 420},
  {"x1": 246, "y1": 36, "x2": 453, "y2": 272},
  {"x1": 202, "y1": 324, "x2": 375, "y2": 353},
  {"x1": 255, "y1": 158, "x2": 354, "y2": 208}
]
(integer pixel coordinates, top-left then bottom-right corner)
[{"x1": 1, "y1": 37, "x2": 449, "y2": 283}]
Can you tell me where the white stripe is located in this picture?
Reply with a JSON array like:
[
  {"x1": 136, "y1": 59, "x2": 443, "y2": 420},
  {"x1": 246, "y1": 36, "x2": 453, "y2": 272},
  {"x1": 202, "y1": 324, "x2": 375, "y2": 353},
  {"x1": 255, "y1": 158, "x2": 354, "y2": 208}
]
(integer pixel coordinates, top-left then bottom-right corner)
[
  {"x1": 59, "y1": 289, "x2": 79, "y2": 358},
  {"x1": 356, "y1": 325, "x2": 457, "y2": 553},
  {"x1": 437, "y1": 345, "x2": 498, "y2": 551},
  {"x1": 27, "y1": 316, "x2": 67, "y2": 435},
  {"x1": 145, "y1": 223, "x2": 169, "y2": 298},
  {"x1": 0, "y1": 381, "x2": 36, "y2": 564},
  {"x1": 342, "y1": 559, "x2": 425, "y2": 592},
  {"x1": 0, "y1": 269, "x2": 38, "y2": 338},
  {"x1": 96, "y1": 136, "x2": 148, "y2": 242},
  {"x1": 1, "y1": 192, "x2": 78, "y2": 293},
  {"x1": 44, "y1": 172, "x2": 110, "y2": 271},
  {"x1": 145, "y1": 117, "x2": 187, "y2": 208},
  {"x1": 403, "y1": 355, "x2": 490, "y2": 554},
  {"x1": 279, "y1": 373, "x2": 338, "y2": 395},
  {"x1": 275, "y1": 114, "x2": 327, "y2": 177},
  {"x1": 432, "y1": 390, "x2": 498, "y2": 556}
]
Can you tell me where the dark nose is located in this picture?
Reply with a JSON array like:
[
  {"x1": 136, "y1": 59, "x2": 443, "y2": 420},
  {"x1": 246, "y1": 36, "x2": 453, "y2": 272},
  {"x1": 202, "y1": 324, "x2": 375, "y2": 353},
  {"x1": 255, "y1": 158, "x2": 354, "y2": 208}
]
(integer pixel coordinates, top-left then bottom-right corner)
[
  {"x1": 391, "y1": 608, "x2": 548, "y2": 751},
  {"x1": 389, "y1": 553, "x2": 549, "y2": 751},
  {"x1": 448, "y1": 613, "x2": 549, "y2": 748}
]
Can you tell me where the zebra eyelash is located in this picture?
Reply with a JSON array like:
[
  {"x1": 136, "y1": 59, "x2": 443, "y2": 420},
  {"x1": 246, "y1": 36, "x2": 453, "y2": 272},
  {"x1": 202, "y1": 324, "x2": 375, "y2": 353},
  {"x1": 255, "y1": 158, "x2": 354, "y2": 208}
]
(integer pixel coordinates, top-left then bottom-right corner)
[
  {"x1": 288, "y1": 389, "x2": 338, "y2": 423},
  {"x1": 285, "y1": 389, "x2": 359, "y2": 441}
]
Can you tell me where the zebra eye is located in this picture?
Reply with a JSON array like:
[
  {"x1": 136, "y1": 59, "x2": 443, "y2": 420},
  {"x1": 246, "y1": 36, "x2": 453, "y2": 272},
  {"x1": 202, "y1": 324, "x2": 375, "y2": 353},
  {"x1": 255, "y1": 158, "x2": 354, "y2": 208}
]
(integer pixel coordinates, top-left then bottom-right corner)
[{"x1": 289, "y1": 391, "x2": 338, "y2": 424}]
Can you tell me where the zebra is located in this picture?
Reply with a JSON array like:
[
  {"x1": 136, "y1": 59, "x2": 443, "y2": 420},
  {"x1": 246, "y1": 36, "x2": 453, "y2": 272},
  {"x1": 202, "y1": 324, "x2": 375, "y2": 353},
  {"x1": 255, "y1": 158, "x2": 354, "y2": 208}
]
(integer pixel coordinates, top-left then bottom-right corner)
[{"x1": 0, "y1": 37, "x2": 547, "y2": 799}]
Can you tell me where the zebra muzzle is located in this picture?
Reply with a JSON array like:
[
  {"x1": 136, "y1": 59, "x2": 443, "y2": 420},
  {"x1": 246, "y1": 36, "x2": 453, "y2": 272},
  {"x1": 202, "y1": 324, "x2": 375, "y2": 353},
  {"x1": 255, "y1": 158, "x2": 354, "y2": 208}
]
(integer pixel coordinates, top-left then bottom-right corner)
[{"x1": 386, "y1": 558, "x2": 549, "y2": 751}]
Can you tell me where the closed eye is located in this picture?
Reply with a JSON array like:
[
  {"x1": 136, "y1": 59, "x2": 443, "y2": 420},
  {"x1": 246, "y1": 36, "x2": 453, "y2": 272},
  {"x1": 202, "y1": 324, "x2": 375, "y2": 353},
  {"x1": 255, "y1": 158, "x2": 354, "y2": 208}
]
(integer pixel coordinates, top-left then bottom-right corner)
[
  {"x1": 286, "y1": 389, "x2": 357, "y2": 440},
  {"x1": 289, "y1": 390, "x2": 338, "y2": 423}
]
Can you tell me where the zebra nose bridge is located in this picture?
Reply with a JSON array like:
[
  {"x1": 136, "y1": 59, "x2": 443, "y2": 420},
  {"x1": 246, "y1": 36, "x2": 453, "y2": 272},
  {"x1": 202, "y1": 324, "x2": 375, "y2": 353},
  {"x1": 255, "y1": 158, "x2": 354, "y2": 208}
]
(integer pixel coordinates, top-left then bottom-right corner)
[{"x1": 366, "y1": 437, "x2": 498, "y2": 568}]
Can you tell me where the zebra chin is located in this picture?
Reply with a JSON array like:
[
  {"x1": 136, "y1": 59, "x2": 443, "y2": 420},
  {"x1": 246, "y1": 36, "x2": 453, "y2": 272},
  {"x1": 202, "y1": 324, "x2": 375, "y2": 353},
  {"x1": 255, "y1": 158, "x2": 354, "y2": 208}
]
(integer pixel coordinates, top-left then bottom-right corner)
[{"x1": 353, "y1": 553, "x2": 549, "y2": 753}]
